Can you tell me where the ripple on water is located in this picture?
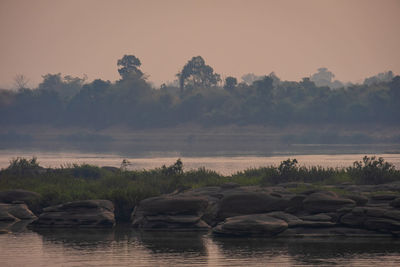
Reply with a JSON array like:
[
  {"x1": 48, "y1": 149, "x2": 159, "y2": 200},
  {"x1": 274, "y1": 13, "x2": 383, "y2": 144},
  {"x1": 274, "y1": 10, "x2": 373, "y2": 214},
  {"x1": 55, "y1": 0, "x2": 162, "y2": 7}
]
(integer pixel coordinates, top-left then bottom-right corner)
[{"x1": 1, "y1": 229, "x2": 400, "y2": 266}]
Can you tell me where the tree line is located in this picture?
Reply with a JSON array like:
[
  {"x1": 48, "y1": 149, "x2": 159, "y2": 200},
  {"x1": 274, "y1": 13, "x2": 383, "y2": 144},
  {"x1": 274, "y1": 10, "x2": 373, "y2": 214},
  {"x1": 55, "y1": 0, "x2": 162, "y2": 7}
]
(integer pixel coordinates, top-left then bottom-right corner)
[{"x1": 0, "y1": 55, "x2": 399, "y2": 128}]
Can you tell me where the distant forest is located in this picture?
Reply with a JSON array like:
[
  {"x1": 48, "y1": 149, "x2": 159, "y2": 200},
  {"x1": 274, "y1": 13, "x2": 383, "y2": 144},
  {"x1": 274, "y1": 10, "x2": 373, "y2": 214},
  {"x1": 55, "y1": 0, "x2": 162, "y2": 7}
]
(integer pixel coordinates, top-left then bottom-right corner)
[{"x1": 1, "y1": 55, "x2": 399, "y2": 129}]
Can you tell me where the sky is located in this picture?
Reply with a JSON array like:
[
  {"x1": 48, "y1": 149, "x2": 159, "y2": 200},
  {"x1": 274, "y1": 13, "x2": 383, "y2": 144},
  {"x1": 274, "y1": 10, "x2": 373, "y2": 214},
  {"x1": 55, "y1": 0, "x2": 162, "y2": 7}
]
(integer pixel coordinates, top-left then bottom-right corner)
[{"x1": 0, "y1": 0, "x2": 400, "y2": 88}]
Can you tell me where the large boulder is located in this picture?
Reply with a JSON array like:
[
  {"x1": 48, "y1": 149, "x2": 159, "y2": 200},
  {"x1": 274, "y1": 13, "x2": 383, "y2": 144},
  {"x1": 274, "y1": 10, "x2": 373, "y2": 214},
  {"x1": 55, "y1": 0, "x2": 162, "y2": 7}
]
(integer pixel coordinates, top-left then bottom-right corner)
[
  {"x1": 390, "y1": 198, "x2": 400, "y2": 208},
  {"x1": 213, "y1": 214, "x2": 288, "y2": 236},
  {"x1": 340, "y1": 206, "x2": 400, "y2": 234},
  {"x1": 131, "y1": 195, "x2": 210, "y2": 230},
  {"x1": 0, "y1": 209, "x2": 17, "y2": 221},
  {"x1": 0, "y1": 189, "x2": 41, "y2": 204},
  {"x1": 303, "y1": 191, "x2": 355, "y2": 213},
  {"x1": 216, "y1": 192, "x2": 289, "y2": 220},
  {"x1": 31, "y1": 200, "x2": 115, "y2": 228},
  {"x1": 0, "y1": 203, "x2": 36, "y2": 221}
]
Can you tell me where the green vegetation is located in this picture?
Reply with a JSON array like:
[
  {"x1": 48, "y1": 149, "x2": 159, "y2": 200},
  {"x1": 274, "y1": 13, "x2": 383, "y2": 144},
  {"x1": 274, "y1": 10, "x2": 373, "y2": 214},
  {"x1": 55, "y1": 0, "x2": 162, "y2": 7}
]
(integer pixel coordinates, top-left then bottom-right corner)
[
  {"x1": 0, "y1": 156, "x2": 399, "y2": 221},
  {"x1": 0, "y1": 55, "x2": 399, "y2": 131}
]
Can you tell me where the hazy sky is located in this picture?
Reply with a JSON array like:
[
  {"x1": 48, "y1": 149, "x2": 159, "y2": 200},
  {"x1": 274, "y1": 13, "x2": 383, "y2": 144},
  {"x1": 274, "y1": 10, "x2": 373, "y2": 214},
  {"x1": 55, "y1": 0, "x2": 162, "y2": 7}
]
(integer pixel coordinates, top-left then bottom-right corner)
[{"x1": 1, "y1": 0, "x2": 400, "y2": 88}]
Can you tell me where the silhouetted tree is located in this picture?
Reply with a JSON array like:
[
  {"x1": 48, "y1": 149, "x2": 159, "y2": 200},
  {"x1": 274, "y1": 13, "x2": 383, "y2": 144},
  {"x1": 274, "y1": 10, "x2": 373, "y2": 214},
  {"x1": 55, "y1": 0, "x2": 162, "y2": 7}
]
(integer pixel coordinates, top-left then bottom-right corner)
[
  {"x1": 224, "y1": 76, "x2": 237, "y2": 91},
  {"x1": 177, "y1": 56, "x2": 220, "y2": 94},
  {"x1": 117, "y1": 55, "x2": 143, "y2": 79}
]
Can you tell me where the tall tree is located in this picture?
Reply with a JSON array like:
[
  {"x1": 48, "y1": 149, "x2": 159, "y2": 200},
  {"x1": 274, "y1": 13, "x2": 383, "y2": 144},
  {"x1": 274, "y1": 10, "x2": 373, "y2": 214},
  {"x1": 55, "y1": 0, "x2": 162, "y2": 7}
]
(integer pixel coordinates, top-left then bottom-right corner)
[
  {"x1": 224, "y1": 76, "x2": 237, "y2": 91},
  {"x1": 177, "y1": 56, "x2": 220, "y2": 94},
  {"x1": 117, "y1": 55, "x2": 143, "y2": 79}
]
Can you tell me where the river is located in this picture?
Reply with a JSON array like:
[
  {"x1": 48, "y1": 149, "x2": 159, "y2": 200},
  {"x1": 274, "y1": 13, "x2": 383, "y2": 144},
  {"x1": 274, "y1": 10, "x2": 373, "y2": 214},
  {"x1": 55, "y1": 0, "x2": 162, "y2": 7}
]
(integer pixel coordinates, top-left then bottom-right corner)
[
  {"x1": 0, "y1": 150, "x2": 400, "y2": 175},
  {"x1": 1, "y1": 224, "x2": 400, "y2": 267}
]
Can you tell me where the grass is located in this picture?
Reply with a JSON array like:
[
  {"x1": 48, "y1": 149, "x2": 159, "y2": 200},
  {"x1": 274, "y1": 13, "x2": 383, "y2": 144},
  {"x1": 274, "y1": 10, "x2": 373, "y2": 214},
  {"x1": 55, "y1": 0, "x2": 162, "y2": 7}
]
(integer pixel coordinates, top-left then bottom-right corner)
[{"x1": 0, "y1": 156, "x2": 399, "y2": 222}]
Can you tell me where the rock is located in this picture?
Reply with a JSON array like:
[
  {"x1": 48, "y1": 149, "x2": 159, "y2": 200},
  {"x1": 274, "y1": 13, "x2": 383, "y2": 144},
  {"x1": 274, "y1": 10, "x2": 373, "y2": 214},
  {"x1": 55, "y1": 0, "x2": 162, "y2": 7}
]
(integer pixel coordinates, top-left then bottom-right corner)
[
  {"x1": 277, "y1": 182, "x2": 313, "y2": 189},
  {"x1": 266, "y1": 211, "x2": 335, "y2": 228},
  {"x1": 265, "y1": 211, "x2": 303, "y2": 227},
  {"x1": 390, "y1": 198, "x2": 400, "y2": 208},
  {"x1": 213, "y1": 214, "x2": 288, "y2": 236},
  {"x1": 346, "y1": 194, "x2": 368, "y2": 206},
  {"x1": 364, "y1": 218, "x2": 400, "y2": 232},
  {"x1": 31, "y1": 200, "x2": 115, "y2": 228},
  {"x1": 216, "y1": 192, "x2": 289, "y2": 220},
  {"x1": 371, "y1": 194, "x2": 397, "y2": 201},
  {"x1": 1, "y1": 203, "x2": 37, "y2": 219},
  {"x1": 303, "y1": 191, "x2": 355, "y2": 213},
  {"x1": 220, "y1": 182, "x2": 240, "y2": 189},
  {"x1": 136, "y1": 195, "x2": 208, "y2": 215},
  {"x1": 383, "y1": 210, "x2": 400, "y2": 221},
  {"x1": 285, "y1": 195, "x2": 306, "y2": 213},
  {"x1": 0, "y1": 209, "x2": 18, "y2": 221},
  {"x1": 132, "y1": 195, "x2": 210, "y2": 230},
  {"x1": 0, "y1": 203, "x2": 36, "y2": 221},
  {"x1": 299, "y1": 213, "x2": 332, "y2": 222},
  {"x1": 294, "y1": 220, "x2": 336, "y2": 228},
  {"x1": 340, "y1": 213, "x2": 365, "y2": 227},
  {"x1": 0, "y1": 189, "x2": 40, "y2": 204}
]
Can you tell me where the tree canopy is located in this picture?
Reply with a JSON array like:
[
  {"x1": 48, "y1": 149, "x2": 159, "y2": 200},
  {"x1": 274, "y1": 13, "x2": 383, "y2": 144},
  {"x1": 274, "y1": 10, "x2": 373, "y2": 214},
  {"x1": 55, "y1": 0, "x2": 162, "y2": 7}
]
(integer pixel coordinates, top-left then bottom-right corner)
[
  {"x1": 0, "y1": 55, "x2": 399, "y2": 129},
  {"x1": 177, "y1": 56, "x2": 221, "y2": 93}
]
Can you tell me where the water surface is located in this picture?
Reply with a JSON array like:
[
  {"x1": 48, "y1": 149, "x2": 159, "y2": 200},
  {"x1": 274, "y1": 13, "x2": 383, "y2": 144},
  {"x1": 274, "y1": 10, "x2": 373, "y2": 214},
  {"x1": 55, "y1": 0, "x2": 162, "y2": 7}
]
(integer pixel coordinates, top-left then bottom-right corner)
[
  {"x1": 1, "y1": 226, "x2": 400, "y2": 266},
  {"x1": 0, "y1": 150, "x2": 399, "y2": 175}
]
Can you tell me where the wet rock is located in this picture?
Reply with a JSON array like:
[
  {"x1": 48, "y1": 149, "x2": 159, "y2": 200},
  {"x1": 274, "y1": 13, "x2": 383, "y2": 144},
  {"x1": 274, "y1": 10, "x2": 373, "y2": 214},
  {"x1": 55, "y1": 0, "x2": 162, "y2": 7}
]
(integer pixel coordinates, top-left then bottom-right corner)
[
  {"x1": 0, "y1": 203, "x2": 36, "y2": 221},
  {"x1": 213, "y1": 214, "x2": 288, "y2": 236},
  {"x1": 31, "y1": 200, "x2": 115, "y2": 228},
  {"x1": 303, "y1": 191, "x2": 355, "y2": 213},
  {"x1": 131, "y1": 195, "x2": 210, "y2": 230}
]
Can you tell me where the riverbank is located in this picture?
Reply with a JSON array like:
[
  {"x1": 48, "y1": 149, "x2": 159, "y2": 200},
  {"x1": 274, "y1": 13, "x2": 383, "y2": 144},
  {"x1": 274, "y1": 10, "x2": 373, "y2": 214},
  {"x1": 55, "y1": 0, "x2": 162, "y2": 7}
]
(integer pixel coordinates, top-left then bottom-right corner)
[{"x1": 0, "y1": 156, "x2": 399, "y2": 223}]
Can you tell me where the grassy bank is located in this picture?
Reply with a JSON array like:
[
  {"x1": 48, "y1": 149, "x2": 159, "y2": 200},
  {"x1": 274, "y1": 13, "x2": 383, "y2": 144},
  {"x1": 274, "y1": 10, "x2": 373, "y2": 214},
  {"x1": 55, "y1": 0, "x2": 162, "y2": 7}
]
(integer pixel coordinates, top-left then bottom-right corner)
[{"x1": 0, "y1": 156, "x2": 399, "y2": 221}]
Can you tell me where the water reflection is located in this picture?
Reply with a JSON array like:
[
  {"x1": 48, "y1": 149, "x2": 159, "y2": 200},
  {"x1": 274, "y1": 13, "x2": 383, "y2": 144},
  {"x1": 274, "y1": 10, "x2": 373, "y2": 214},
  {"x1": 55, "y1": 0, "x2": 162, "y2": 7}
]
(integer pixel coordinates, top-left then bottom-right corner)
[
  {"x1": 135, "y1": 230, "x2": 207, "y2": 254},
  {"x1": 2, "y1": 225, "x2": 400, "y2": 266},
  {"x1": 212, "y1": 236, "x2": 400, "y2": 266}
]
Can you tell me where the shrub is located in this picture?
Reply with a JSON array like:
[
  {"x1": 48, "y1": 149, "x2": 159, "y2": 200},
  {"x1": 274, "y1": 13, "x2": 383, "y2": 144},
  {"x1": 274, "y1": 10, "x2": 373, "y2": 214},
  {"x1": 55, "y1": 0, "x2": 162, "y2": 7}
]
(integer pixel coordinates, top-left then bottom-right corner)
[{"x1": 349, "y1": 156, "x2": 397, "y2": 184}]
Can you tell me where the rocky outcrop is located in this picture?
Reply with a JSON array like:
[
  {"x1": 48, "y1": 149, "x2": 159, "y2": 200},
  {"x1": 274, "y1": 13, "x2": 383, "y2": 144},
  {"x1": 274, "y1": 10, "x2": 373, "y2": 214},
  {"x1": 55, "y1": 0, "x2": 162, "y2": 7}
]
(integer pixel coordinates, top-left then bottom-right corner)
[
  {"x1": 131, "y1": 183, "x2": 400, "y2": 237},
  {"x1": 131, "y1": 195, "x2": 210, "y2": 230},
  {"x1": 216, "y1": 191, "x2": 289, "y2": 220},
  {"x1": 213, "y1": 214, "x2": 288, "y2": 236},
  {"x1": 31, "y1": 200, "x2": 115, "y2": 228},
  {"x1": 0, "y1": 203, "x2": 37, "y2": 221},
  {"x1": 340, "y1": 206, "x2": 400, "y2": 234},
  {"x1": 303, "y1": 191, "x2": 355, "y2": 213},
  {"x1": 0, "y1": 189, "x2": 41, "y2": 204}
]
